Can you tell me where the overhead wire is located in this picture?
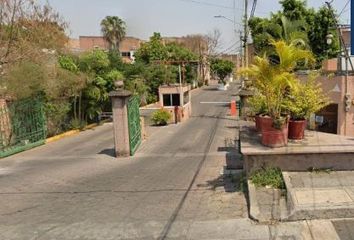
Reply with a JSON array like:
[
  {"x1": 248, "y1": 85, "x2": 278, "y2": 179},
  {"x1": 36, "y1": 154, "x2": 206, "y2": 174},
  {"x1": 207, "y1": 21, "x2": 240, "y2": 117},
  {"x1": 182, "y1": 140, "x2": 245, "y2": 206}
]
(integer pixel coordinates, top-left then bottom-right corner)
[
  {"x1": 215, "y1": 40, "x2": 241, "y2": 56},
  {"x1": 250, "y1": 0, "x2": 258, "y2": 19},
  {"x1": 173, "y1": 0, "x2": 233, "y2": 9},
  {"x1": 338, "y1": 0, "x2": 350, "y2": 17}
]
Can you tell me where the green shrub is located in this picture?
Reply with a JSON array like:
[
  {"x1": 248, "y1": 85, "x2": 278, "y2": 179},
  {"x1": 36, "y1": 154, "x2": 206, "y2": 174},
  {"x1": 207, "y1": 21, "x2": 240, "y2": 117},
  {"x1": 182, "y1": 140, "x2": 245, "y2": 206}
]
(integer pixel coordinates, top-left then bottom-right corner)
[
  {"x1": 285, "y1": 75, "x2": 330, "y2": 120},
  {"x1": 44, "y1": 101, "x2": 71, "y2": 137},
  {"x1": 69, "y1": 118, "x2": 87, "y2": 130},
  {"x1": 250, "y1": 167, "x2": 285, "y2": 189},
  {"x1": 151, "y1": 109, "x2": 171, "y2": 126},
  {"x1": 248, "y1": 93, "x2": 267, "y2": 115}
]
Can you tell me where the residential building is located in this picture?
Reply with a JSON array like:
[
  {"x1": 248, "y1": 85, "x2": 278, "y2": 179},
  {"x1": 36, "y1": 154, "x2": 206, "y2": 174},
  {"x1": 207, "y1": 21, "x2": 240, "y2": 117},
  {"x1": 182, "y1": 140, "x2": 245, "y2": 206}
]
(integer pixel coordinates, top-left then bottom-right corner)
[
  {"x1": 68, "y1": 36, "x2": 145, "y2": 63},
  {"x1": 302, "y1": 25, "x2": 354, "y2": 137}
]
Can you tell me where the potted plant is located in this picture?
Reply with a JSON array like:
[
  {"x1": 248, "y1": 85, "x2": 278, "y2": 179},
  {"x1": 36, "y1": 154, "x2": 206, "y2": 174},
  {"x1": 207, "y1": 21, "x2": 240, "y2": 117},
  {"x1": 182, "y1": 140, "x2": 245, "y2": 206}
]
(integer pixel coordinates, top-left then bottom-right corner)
[
  {"x1": 248, "y1": 93, "x2": 268, "y2": 132},
  {"x1": 286, "y1": 75, "x2": 330, "y2": 140},
  {"x1": 239, "y1": 40, "x2": 314, "y2": 147}
]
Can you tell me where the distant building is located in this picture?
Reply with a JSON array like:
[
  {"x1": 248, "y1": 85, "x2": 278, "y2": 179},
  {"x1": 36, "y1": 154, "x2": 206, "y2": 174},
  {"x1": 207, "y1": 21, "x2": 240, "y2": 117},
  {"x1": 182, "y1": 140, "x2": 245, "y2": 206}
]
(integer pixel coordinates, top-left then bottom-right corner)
[
  {"x1": 339, "y1": 24, "x2": 350, "y2": 50},
  {"x1": 67, "y1": 36, "x2": 145, "y2": 63}
]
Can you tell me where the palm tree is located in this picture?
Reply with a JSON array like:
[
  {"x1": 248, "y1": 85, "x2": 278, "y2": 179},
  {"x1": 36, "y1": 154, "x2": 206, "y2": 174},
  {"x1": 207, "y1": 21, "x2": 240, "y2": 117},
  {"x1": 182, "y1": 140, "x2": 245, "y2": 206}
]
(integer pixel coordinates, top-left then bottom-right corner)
[
  {"x1": 100, "y1": 16, "x2": 126, "y2": 51},
  {"x1": 279, "y1": 16, "x2": 308, "y2": 48},
  {"x1": 251, "y1": 16, "x2": 309, "y2": 57}
]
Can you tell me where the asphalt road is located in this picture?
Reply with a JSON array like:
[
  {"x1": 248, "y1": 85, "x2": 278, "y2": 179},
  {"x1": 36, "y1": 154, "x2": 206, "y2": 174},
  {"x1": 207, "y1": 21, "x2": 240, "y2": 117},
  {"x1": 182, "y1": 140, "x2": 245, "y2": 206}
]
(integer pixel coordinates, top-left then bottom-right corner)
[
  {"x1": 1, "y1": 83, "x2": 350, "y2": 240},
  {"x1": 0, "y1": 84, "x2": 250, "y2": 240}
]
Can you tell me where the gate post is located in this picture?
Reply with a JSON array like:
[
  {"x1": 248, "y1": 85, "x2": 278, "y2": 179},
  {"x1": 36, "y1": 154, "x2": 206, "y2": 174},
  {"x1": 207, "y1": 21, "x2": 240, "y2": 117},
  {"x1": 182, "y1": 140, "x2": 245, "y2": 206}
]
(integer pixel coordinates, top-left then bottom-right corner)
[{"x1": 109, "y1": 89, "x2": 132, "y2": 158}]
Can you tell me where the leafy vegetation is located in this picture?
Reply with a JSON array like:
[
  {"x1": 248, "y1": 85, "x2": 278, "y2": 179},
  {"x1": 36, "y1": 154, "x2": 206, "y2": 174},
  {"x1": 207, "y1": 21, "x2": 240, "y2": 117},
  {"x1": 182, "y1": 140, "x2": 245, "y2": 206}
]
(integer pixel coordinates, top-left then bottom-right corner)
[
  {"x1": 250, "y1": 167, "x2": 285, "y2": 189},
  {"x1": 0, "y1": 2, "x2": 213, "y2": 138},
  {"x1": 101, "y1": 16, "x2": 126, "y2": 51},
  {"x1": 210, "y1": 58, "x2": 234, "y2": 84},
  {"x1": 285, "y1": 74, "x2": 330, "y2": 120},
  {"x1": 248, "y1": 93, "x2": 267, "y2": 116},
  {"x1": 151, "y1": 109, "x2": 172, "y2": 126},
  {"x1": 249, "y1": 0, "x2": 339, "y2": 65},
  {"x1": 239, "y1": 40, "x2": 314, "y2": 128}
]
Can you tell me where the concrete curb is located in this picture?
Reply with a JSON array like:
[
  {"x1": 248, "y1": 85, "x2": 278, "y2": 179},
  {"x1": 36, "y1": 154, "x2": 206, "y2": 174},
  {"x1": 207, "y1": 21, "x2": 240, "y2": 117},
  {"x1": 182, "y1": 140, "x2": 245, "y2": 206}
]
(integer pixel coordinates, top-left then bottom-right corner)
[
  {"x1": 282, "y1": 171, "x2": 354, "y2": 221},
  {"x1": 190, "y1": 86, "x2": 201, "y2": 94},
  {"x1": 247, "y1": 180, "x2": 262, "y2": 222},
  {"x1": 46, "y1": 120, "x2": 110, "y2": 144},
  {"x1": 46, "y1": 129, "x2": 80, "y2": 143}
]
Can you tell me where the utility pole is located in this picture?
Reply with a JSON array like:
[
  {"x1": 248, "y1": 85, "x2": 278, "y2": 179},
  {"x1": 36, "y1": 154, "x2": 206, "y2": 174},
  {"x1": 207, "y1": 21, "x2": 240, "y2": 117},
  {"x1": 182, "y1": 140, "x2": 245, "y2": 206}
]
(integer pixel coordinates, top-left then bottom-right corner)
[
  {"x1": 244, "y1": 0, "x2": 249, "y2": 69},
  {"x1": 240, "y1": 30, "x2": 244, "y2": 69}
]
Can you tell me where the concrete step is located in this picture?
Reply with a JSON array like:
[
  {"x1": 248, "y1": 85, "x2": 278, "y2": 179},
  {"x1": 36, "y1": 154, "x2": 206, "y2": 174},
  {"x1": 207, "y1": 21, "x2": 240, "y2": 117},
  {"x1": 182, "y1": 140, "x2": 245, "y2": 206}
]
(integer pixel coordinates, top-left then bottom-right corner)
[
  {"x1": 241, "y1": 129, "x2": 354, "y2": 174},
  {"x1": 282, "y1": 171, "x2": 354, "y2": 221}
]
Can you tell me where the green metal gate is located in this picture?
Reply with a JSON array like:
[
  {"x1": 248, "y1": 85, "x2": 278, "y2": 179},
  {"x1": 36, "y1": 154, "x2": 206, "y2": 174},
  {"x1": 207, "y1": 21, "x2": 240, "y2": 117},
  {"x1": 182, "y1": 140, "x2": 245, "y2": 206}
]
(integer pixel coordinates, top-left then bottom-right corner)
[
  {"x1": 127, "y1": 95, "x2": 142, "y2": 156},
  {"x1": 0, "y1": 98, "x2": 46, "y2": 158}
]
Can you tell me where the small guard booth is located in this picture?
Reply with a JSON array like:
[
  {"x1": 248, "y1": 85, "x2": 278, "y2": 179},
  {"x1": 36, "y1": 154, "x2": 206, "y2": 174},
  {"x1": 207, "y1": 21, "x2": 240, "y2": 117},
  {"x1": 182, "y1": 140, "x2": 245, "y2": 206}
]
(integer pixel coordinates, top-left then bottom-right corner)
[{"x1": 158, "y1": 84, "x2": 192, "y2": 123}]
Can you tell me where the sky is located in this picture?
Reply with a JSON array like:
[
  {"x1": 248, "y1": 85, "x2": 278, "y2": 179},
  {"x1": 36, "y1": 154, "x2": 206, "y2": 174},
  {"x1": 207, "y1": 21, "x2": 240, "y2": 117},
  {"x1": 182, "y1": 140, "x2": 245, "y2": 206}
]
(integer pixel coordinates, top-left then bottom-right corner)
[{"x1": 44, "y1": 0, "x2": 350, "y2": 54}]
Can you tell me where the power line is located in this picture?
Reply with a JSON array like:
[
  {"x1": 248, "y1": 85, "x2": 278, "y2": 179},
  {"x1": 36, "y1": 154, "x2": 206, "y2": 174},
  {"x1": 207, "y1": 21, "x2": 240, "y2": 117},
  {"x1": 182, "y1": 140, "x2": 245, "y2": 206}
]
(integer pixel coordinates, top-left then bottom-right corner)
[
  {"x1": 174, "y1": 0, "x2": 233, "y2": 9},
  {"x1": 216, "y1": 40, "x2": 241, "y2": 56},
  {"x1": 250, "y1": 0, "x2": 258, "y2": 19},
  {"x1": 338, "y1": 0, "x2": 350, "y2": 17}
]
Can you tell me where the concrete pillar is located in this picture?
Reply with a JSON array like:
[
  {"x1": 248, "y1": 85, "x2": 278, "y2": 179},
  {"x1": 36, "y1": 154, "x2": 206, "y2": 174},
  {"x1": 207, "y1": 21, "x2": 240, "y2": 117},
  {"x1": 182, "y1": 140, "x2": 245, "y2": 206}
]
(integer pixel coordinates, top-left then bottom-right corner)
[{"x1": 109, "y1": 90, "x2": 132, "y2": 157}]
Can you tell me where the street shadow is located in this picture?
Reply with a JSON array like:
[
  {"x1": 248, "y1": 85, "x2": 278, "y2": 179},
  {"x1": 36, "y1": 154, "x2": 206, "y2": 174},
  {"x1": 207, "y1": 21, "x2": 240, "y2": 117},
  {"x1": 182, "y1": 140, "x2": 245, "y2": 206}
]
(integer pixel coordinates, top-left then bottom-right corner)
[
  {"x1": 217, "y1": 137, "x2": 243, "y2": 170},
  {"x1": 202, "y1": 87, "x2": 219, "y2": 91},
  {"x1": 98, "y1": 148, "x2": 116, "y2": 158},
  {"x1": 190, "y1": 115, "x2": 236, "y2": 121},
  {"x1": 226, "y1": 125, "x2": 240, "y2": 129},
  {"x1": 197, "y1": 174, "x2": 243, "y2": 193}
]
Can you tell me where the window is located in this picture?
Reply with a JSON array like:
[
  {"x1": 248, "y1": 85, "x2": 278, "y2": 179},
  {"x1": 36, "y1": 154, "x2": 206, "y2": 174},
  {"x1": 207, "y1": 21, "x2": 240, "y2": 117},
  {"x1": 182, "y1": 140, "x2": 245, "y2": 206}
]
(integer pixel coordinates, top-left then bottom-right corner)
[
  {"x1": 163, "y1": 94, "x2": 171, "y2": 106},
  {"x1": 121, "y1": 52, "x2": 131, "y2": 57},
  {"x1": 163, "y1": 94, "x2": 181, "y2": 106}
]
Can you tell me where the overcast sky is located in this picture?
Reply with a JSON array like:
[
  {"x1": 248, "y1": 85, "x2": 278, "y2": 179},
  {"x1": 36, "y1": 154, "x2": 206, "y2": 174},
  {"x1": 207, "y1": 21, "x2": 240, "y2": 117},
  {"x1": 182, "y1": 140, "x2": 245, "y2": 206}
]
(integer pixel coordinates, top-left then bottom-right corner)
[{"x1": 44, "y1": 0, "x2": 350, "y2": 53}]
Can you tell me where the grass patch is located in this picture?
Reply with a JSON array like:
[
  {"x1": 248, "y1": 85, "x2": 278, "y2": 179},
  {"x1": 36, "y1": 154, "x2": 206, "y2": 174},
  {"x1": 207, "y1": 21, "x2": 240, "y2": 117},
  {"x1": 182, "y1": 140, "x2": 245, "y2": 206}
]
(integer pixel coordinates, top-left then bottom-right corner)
[{"x1": 250, "y1": 167, "x2": 285, "y2": 189}]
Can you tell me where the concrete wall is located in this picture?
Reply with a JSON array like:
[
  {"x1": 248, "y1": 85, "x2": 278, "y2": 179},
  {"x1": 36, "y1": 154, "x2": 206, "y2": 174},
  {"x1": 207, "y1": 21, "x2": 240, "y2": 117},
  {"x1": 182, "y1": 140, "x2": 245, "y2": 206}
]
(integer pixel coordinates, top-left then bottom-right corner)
[
  {"x1": 141, "y1": 85, "x2": 192, "y2": 125},
  {"x1": 244, "y1": 153, "x2": 354, "y2": 174},
  {"x1": 79, "y1": 36, "x2": 109, "y2": 50},
  {"x1": 298, "y1": 73, "x2": 354, "y2": 137},
  {"x1": 158, "y1": 85, "x2": 191, "y2": 109},
  {"x1": 140, "y1": 104, "x2": 191, "y2": 125}
]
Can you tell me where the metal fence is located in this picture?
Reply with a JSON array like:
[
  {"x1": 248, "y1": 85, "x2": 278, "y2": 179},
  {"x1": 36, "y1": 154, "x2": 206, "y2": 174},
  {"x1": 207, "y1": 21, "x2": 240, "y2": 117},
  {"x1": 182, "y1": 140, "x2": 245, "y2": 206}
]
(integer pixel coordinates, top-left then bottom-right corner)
[{"x1": 0, "y1": 98, "x2": 46, "y2": 158}]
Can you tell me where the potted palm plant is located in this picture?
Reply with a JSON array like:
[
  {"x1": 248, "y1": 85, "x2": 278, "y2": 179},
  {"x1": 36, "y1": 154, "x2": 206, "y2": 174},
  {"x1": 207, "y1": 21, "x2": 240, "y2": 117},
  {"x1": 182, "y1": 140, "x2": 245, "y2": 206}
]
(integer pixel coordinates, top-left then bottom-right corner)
[
  {"x1": 248, "y1": 93, "x2": 268, "y2": 132},
  {"x1": 286, "y1": 75, "x2": 330, "y2": 140},
  {"x1": 240, "y1": 40, "x2": 314, "y2": 147}
]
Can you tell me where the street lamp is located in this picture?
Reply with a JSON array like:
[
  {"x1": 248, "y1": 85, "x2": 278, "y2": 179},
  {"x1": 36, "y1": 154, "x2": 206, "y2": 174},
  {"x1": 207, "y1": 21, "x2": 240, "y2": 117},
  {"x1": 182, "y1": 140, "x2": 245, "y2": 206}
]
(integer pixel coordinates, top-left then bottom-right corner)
[{"x1": 326, "y1": 33, "x2": 334, "y2": 45}]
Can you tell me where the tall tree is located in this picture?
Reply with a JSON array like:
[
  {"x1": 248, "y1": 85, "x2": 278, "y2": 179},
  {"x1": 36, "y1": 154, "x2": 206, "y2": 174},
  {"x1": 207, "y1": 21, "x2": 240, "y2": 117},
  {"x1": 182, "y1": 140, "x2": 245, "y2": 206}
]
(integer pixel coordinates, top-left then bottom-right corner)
[
  {"x1": 206, "y1": 28, "x2": 222, "y2": 57},
  {"x1": 0, "y1": 0, "x2": 68, "y2": 70},
  {"x1": 100, "y1": 16, "x2": 126, "y2": 51},
  {"x1": 210, "y1": 58, "x2": 234, "y2": 84},
  {"x1": 249, "y1": 0, "x2": 339, "y2": 64}
]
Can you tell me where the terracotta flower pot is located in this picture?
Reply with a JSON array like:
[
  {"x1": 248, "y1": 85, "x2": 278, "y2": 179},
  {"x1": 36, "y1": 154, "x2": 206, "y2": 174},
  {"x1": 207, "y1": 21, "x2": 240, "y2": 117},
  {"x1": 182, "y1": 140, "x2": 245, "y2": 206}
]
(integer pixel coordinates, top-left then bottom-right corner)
[
  {"x1": 257, "y1": 115, "x2": 273, "y2": 132},
  {"x1": 288, "y1": 119, "x2": 307, "y2": 140},
  {"x1": 255, "y1": 115, "x2": 262, "y2": 132},
  {"x1": 261, "y1": 121, "x2": 289, "y2": 148}
]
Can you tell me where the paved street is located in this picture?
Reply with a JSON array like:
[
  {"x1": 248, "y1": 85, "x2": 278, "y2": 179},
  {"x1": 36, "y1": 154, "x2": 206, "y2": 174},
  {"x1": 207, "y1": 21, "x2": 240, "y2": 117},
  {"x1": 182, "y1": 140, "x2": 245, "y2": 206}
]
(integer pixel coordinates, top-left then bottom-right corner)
[
  {"x1": 1, "y1": 83, "x2": 352, "y2": 240},
  {"x1": 0, "y1": 84, "x2": 250, "y2": 239}
]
